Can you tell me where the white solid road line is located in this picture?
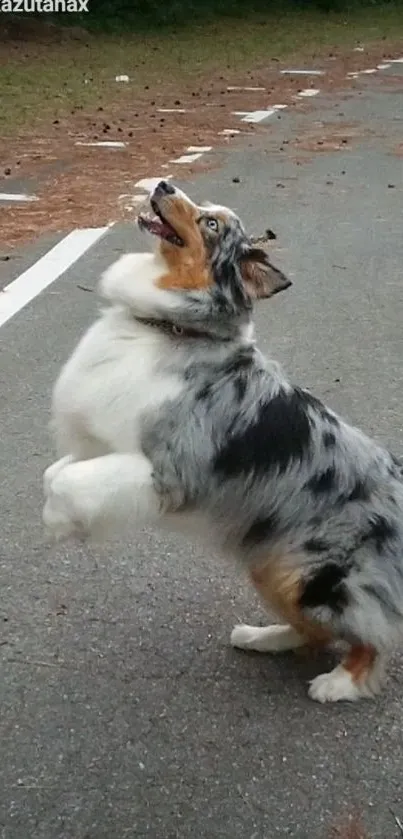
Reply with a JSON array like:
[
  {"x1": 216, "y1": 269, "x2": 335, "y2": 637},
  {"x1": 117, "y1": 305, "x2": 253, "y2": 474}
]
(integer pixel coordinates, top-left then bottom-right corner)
[{"x1": 0, "y1": 226, "x2": 110, "y2": 330}]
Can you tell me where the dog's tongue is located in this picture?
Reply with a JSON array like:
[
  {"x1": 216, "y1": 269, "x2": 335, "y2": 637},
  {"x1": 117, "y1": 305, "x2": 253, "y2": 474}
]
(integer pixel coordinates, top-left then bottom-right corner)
[
  {"x1": 148, "y1": 217, "x2": 175, "y2": 237},
  {"x1": 138, "y1": 212, "x2": 176, "y2": 240}
]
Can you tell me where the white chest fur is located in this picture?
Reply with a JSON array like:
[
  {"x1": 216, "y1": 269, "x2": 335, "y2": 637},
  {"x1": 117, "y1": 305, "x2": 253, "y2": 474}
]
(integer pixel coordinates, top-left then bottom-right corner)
[{"x1": 52, "y1": 307, "x2": 184, "y2": 455}]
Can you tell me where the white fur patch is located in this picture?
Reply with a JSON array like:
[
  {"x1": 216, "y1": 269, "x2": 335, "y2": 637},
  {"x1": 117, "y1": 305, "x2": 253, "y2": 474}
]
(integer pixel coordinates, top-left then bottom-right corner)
[
  {"x1": 51, "y1": 310, "x2": 184, "y2": 458},
  {"x1": 231, "y1": 623, "x2": 304, "y2": 653},
  {"x1": 99, "y1": 251, "x2": 178, "y2": 315}
]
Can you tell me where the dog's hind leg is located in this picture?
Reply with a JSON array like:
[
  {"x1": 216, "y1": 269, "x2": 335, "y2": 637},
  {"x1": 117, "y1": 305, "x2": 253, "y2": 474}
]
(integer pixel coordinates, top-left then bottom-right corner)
[
  {"x1": 308, "y1": 644, "x2": 385, "y2": 703},
  {"x1": 231, "y1": 557, "x2": 332, "y2": 656},
  {"x1": 43, "y1": 452, "x2": 163, "y2": 542},
  {"x1": 231, "y1": 622, "x2": 306, "y2": 652},
  {"x1": 235, "y1": 554, "x2": 386, "y2": 702}
]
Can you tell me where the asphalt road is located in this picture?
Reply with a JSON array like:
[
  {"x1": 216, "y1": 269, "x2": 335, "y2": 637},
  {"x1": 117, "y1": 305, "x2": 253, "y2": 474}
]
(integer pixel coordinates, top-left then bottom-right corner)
[{"x1": 1, "y1": 69, "x2": 403, "y2": 839}]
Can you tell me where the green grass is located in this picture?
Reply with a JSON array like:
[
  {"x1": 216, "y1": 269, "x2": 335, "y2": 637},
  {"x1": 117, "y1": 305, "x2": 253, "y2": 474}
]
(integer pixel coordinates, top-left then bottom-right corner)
[
  {"x1": 1, "y1": 5, "x2": 402, "y2": 135},
  {"x1": 49, "y1": 0, "x2": 403, "y2": 31}
]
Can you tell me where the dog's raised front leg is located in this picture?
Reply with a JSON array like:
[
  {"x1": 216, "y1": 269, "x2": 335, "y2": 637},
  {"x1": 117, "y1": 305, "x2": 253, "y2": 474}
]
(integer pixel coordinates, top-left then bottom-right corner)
[
  {"x1": 43, "y1": 452, "x2": 163, "y2": 542},
  {"x1": 43, "y1": 455, "x2": 75, "y2": 497}
]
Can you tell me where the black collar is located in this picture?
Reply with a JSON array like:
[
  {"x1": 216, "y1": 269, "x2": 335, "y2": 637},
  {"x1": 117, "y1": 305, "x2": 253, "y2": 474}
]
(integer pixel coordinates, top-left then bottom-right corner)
[{"x1": 135, "y1": 316, "x2": 222, "y2": 341}]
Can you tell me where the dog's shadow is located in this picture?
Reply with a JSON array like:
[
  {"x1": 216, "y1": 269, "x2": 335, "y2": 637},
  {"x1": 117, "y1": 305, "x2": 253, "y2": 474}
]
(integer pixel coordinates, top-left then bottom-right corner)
[
  {"x1": 185, "y1": 617, "x2": 342, "y2": 707},
  {"x1": 230, "y1": 641, "x2": 337, "y2": 688},
  {"x1": 234, "y1": 643, "x2": 337, "y2": 689}
]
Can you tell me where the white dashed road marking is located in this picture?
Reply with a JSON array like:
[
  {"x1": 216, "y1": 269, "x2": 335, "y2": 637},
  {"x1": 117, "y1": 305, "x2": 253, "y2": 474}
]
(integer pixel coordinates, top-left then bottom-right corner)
[
  {"x1": 75, "y1": 141, "x2": 127, "y2": 148},
  {"x1": 227, "y1": 86, "x2": 265, "y2": 91},
  {"x1": 240, "y1": 109, "x2": 277, "y2": 123},
  {"x1": 134, "y1": 176, "x2": 173, "y2": 191},
  {"x1": 185, "y1": 146, "x2": 212, "y2": 153},
  {"x1": 297, "y1": 89, "x2": 320, "y2": 98},
  {"x1": 0, "y1": 193, "x2": 38, "y2": 202},
  {"x1": 170, "y1": 152, "x2": 204, "y2": 164},
  {"x1": 281, "y1": 69, "x2": 324, "y2": 75}
]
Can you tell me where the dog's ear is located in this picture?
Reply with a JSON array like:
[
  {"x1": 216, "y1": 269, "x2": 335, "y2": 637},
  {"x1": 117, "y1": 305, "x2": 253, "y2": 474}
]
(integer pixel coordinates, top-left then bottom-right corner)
[{"x1": 240, "y1": 246, "x2": 292, "y2": 300}]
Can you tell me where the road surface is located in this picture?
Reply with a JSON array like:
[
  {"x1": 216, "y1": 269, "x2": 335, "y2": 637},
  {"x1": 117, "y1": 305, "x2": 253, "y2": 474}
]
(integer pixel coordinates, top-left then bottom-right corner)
[{"x1": 1, "y1": 67, "x2": 403, "y2": 838}]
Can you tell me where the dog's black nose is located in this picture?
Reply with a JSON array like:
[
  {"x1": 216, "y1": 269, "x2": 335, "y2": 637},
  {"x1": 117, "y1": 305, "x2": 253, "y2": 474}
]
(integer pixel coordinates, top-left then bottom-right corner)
[{"x1": 156, "y1": 180, "x2": 175, "y2": 196}]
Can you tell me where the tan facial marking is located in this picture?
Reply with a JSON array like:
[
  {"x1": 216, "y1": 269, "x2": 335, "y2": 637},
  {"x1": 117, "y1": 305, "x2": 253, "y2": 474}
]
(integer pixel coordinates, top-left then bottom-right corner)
[
  {"x1": 157, "y1": 240, "x2": 213, "y2": 290},
  {"x1": 155, "y1": 194, "x2": 214, "y2": 291}
]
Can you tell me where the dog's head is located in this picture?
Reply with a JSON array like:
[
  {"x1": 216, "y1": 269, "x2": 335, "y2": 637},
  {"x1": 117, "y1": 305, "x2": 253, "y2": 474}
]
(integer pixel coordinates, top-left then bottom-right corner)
[{"x1": 137, "y1": 180, "x2": 291, "y2": 302}]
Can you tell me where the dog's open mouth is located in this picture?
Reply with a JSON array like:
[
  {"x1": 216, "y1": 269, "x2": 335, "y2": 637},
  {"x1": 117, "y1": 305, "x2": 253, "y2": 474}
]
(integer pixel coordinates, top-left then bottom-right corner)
[{"x1": 138, "y1": 201, "x2": 184, "y2": 246}]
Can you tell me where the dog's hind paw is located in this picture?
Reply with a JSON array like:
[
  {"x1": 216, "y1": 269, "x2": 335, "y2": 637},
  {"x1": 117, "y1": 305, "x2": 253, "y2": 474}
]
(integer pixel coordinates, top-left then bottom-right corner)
[
  {"x1": 231, "y1": 623, "x2": 305, "y2": 653},
  {"x1": 308, "y1": 665, "x2": 378, "y2": 703}
]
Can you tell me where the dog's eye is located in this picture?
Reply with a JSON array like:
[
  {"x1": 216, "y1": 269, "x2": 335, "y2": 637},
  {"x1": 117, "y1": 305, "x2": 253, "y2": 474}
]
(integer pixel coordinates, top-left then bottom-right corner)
[{"x1": 206, "y1": 218, "x2": 219, "y2": 232}]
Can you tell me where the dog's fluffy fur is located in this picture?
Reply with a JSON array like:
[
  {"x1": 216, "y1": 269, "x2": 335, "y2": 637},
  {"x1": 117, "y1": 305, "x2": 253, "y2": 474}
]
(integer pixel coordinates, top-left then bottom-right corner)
[{"x1": 43, "y1": 180, "x2": 403, "y2": 703}]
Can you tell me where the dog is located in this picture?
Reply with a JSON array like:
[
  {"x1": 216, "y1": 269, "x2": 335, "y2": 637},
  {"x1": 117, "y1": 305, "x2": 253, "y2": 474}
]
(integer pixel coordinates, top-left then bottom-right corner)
[{"x1": 43, "y1": 180, "x2": 403, "y2": 703}]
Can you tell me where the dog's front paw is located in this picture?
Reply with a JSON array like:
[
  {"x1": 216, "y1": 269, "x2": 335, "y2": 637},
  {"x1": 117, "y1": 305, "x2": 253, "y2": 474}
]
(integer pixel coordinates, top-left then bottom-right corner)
[
  {"x1": 42, "y1": 469, "x2": 88, "y2": 543},
  {"x1": 43, "y1": 497, "x2": 86, "y2": 543},
  {"x1": 43, "y1": 456, "x2": 74, "y2": 498}
]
